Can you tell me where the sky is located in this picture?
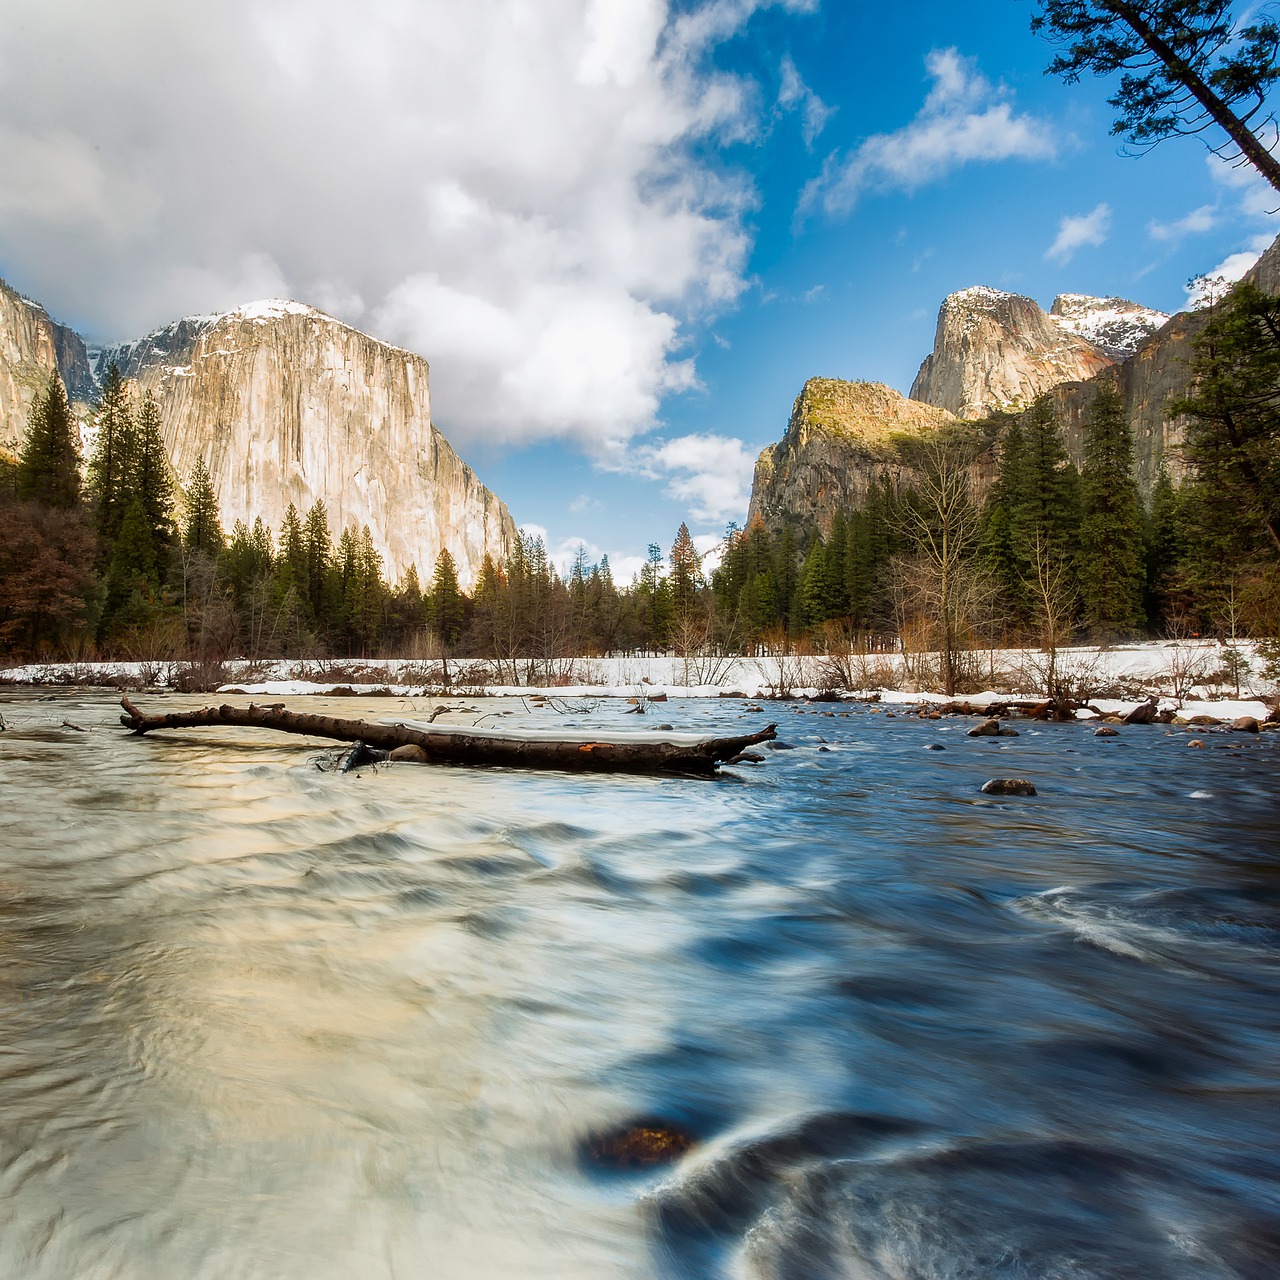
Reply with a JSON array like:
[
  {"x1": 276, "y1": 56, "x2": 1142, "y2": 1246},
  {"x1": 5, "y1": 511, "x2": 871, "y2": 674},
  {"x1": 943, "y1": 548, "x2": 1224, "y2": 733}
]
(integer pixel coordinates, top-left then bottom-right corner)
[{"x1": 1, "y1": 0, "x2": 1276, "y2": 584}]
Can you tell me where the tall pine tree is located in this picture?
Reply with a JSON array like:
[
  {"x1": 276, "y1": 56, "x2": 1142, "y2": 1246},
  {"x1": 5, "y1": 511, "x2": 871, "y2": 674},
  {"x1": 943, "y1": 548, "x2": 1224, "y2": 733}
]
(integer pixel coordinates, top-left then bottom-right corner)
[
  {"x1": 16, "y1": 373, "x2": 81, "y2": 510},
  {"x1": 1078, "y1": 386, "x2": 1145, "y2": 635}
]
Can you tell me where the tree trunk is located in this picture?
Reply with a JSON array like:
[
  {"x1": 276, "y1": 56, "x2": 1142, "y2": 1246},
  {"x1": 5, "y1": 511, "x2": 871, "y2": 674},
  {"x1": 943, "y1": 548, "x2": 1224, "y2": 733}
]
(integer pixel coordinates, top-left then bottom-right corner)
[
  {"x1": 119, "y1": 696, "x2": 778, "y2": 777},
  {"x1": 1113, "y1": 0, "x2": 1280, "y2": 194}
]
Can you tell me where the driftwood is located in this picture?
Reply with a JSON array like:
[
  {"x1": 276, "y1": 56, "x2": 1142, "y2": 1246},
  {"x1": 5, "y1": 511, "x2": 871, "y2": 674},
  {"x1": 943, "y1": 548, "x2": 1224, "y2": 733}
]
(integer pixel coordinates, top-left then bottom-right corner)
[{"x1": 119, "y1": 696, "x2": 778, "y2": 777}]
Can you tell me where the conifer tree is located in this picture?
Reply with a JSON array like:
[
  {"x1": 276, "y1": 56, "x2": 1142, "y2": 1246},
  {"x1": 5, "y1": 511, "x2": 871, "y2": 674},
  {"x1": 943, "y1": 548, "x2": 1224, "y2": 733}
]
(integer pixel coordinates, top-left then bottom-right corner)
[
  {"x1": 430, "y1": 547, "x2": 465, "y2": 647},
  {"x1": 302, "y1": 500, "x2": 334, "y2": 627},
  {"x1": 669, "y1": 522, "x2": 703, "y2": 622},
  {"x1": 131, "y1": 391, "x2": 175, "y2": 580},
  {"x1": 16, "y1": 373, "x2": 81, "y2": 510},
  {"x1": 1174, "y1": 280, "x2": 1280, "y2": 555},
  {"x1": 182, "y1": 456, "x2": 224, "y2": 556},
  {"x1": 101, "y1": 498, "x2": 162, "y2": 645},
  {"x1": 1078, "y1": 386, "x2": 1145, "y2": 635},
  {"x1": 87, "y1": 363, "x2": 136, "y2": 542},
  {"x1": 275, "y1": 503, "x2": 309, "y2": 602}
]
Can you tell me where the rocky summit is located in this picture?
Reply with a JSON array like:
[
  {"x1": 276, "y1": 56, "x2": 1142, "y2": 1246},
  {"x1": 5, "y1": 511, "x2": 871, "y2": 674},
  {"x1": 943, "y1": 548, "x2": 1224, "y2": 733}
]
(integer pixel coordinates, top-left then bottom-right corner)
[
  {"x1": 1048, "y1": 294, "x2": 1168, "y2": 360},
  {"x1": 747, "y1": 378, "x2": 958, "y2": 536},
  {"x1": 909, "y1": 286, "x2": 1117, "y2": 420},
  {"x1": 0, "y1": 292, "x2": 516, "y2": 588}
]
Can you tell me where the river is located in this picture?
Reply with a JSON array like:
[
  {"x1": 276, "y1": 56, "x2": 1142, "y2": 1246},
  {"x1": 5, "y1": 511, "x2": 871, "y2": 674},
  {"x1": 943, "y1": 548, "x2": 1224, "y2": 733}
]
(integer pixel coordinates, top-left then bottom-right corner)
[{"x1": 0, "y1": 689, "x2": 1277, "y2": 1279}]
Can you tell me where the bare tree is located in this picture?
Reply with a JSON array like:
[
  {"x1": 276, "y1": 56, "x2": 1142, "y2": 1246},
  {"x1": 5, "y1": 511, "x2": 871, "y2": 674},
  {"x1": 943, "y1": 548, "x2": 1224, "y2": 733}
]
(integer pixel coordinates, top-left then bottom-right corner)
[{"x1": 895, "y1": 429, "x2": 995, "y2": 696}]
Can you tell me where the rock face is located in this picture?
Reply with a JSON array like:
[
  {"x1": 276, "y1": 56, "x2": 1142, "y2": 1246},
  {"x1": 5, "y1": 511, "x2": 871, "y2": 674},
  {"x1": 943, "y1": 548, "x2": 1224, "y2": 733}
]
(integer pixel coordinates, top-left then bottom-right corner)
[
  {"x1": 0, "y1": 278, "x2": 94, "y2": 454},
  {"x1": 1049, "y1": 294, "x2": 1168, "y2": 359},
  {"x1": 747, "y1": 378, "x2": 960, "y2": 536},
  {"x1": 102, "y1": 300, "x2": 516, "y2": 588},
  {"x1": 910, "y1": 286, "x2": 1117, "y2": 419},
  {"x1": 1044, "y1": 232, "x2": 1280, "y2": 493}
]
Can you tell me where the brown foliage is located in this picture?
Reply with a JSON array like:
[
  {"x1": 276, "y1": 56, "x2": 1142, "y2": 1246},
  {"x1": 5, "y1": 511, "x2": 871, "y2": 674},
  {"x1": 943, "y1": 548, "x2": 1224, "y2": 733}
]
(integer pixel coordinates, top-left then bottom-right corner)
[{"x1": 0, "y1": 499, "x2": 97, "y2": 659}]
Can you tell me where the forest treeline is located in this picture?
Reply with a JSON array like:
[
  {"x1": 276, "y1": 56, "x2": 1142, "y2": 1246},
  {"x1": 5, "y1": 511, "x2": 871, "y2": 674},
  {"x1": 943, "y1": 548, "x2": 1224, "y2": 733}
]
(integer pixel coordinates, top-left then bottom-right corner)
[{"x1": 1, "y1": 281, "x2": 1277, "y2": 691}]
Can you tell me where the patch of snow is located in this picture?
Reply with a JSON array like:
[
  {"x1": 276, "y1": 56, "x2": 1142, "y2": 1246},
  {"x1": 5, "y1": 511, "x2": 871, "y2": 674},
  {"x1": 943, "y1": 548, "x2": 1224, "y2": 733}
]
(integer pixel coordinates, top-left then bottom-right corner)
[{"x1": 1050, "y1": 293, "x2": 1168, "y2": 359}]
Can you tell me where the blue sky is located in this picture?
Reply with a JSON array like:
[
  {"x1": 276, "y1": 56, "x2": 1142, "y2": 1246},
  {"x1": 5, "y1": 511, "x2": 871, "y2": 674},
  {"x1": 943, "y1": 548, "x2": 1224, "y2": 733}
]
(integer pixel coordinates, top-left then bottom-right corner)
[{"x1": 1, "y1": 0, "x2": 1275, "y2": 583}]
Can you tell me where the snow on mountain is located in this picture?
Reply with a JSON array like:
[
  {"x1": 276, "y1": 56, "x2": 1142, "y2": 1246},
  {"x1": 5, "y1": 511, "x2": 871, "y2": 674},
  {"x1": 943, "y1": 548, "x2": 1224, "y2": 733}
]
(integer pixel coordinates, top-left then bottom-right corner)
[{"x1": 1049, "y1": 293, "x2": 1169, "y2": 360}]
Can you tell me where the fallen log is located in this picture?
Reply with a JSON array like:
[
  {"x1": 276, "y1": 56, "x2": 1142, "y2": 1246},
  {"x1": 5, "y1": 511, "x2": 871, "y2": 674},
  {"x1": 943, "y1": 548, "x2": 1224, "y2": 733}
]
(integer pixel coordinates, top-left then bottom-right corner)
[{"x1": 119, "y1": 696, "x2": 778, "y2": 777}]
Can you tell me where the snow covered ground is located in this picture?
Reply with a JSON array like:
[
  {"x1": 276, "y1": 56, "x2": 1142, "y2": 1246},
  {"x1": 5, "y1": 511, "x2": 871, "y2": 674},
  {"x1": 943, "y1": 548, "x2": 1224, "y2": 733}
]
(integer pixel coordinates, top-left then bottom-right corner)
[{"x1": 2, "y1": 641, "x2": 1274, "y2": 722}]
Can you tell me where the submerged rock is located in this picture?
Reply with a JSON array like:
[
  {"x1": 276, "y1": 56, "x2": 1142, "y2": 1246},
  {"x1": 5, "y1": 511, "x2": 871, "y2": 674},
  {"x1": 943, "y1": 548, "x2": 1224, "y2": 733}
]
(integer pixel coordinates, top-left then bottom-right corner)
[
  {"x1": 981, "y1": 778, "x2": 1037, "y2": 796},
  {"x1": 1094, "y1": 727, "x2": 1118, "y2": 738},
  {"x1": 585, "y1": 1118, "x2": 696, "y2": 1170}
]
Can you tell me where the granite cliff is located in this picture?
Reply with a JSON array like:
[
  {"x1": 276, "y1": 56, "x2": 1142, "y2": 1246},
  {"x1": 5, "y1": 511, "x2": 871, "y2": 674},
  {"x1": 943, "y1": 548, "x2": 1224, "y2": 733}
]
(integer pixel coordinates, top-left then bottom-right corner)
[
  {"x1": 0, "y1": 278, "x2": 94, "y2": 456},
  {"x1": 748, "y1": 234, "x2": 1279, "y2": 537},
  {"x1": 1027, "y1": 234, "x2": 1280, "y2": 493},
  {"x1": 0, "y1": 293, "x2": 516, "y2": 588},
  {"x1": 747, "y1": 379, "x2": 961, "y2": 536},
  {"x1": 908, "y1": 286, "x2": 1121, "y2": 419}
]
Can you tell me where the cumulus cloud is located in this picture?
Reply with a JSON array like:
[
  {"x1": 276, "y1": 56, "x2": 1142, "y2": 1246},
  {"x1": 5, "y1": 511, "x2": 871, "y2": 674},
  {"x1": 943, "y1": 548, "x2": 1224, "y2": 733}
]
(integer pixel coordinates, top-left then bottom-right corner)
[
  {"x1": 1045, "y1": 203, "x2": 1111, "y2": 264},
  {"x1": 1147, "y1": 205, "x2": 1217, "y2": 242},
  {"x1": 0, "y1": 0, "x2": 813, "y2": 454},
  {"x1": 802, "y1": 48, "x2": 1056, "y2": 215},
  {"x1": 635, "y1": 432, "x2": 757, "y2": 523}
]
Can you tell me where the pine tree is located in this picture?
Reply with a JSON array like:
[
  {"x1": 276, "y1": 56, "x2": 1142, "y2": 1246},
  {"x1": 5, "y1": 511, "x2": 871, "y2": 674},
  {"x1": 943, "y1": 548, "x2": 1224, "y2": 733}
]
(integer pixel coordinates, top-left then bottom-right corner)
[
  {"x1": 430, "y1": 547, "x2": 465, "y2": 647},
  {"x1": 1143, "y1": 467, "x2": 1184, "y2": 628},
  {"x1": 182, "y1": 456, "x2": 224, "y2": 556},
  {"x1": 87, "y1": 363, "x2": 136, "y2": 542},
  {"x1": 1174, "y1": 280, "x2": 1280, "y2": 555},
  {"x1": 131, "y1": 391, "x2": 175, "y2": 578},
  {"x1": 16, "y1": 373, "x2": 81, "y2": 510},
  {"x1": 101, "y1": 498, "x2": 162, "y2": 645},
  {"x1": 1078, "y1": 386, "x2": 1145, "y2": 635},
  {"x1": 302, "y1": 500, "x2": 334, "y2": 628},
  {"x1": 669, "y1": 522, "x2": 703, "y2": 621}
]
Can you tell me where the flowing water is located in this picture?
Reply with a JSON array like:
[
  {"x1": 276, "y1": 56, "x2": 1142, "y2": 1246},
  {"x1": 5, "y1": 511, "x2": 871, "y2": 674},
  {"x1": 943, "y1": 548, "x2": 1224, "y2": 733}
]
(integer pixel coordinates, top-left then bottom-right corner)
[{"x1": 1, "y1": 689, "x2": 1278, "y2": 1279}]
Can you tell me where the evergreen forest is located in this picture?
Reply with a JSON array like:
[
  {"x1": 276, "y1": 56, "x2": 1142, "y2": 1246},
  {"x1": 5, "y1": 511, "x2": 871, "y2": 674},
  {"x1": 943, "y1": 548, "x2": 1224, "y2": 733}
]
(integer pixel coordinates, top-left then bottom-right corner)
[{"x1": 2, "y1": 279, "x2": 1278, "y2": 692}]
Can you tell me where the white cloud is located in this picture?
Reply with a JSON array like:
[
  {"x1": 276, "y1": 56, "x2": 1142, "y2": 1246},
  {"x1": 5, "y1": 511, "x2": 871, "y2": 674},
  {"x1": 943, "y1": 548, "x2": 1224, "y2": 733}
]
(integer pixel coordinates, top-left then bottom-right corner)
[
  {"x1": 0, "y1": 0, "x2": 813, "y2": 455},
  {"x1": 1185, "y1": 232, "x2": 1276, "y2": 305},
  {"x1": 778, "y1": 54, "x2": 834, "y2": 147},
  {"x1": 1206, "y1": 154, "x2": 1277, "y2": 218},
  {"x1": 635, "y1": 432, "x2": 757, "y2": 523},
  {"x1": 1147, "y1": 205, "x2": 1217, "y2": 242},
  {"x1": 802, "y1": 48, "x2": 1056, "y2": 215},
  {"x1": 1045, "y1": 203, "x2": 1111, "y2": 264}
]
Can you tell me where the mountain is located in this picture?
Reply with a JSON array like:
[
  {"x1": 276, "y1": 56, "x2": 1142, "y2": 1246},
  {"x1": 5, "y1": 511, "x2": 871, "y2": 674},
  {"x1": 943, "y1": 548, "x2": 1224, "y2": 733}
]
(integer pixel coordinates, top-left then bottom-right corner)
[
  {"x1": 1048, "y1": 294, "x2": 1168, "y2": 359},
  {"x1": 0, "y1": 278, "x2": 95, "y2": 457},
  {"x1": 747, "y1": 378, "x2": 960, "y2": 536},
  {"x1": 908, "y1": 286, "x2": 1118, "y2": 419},
  {"x1": 1026, "y1": 235, "x2": 1280, "y2": 494},
  {"x1": 747, "y1": 233, "x2": 1280, "y2": 539},
  {"x1": 0, "y1": 292, "x2": 516, "y2": 588}
]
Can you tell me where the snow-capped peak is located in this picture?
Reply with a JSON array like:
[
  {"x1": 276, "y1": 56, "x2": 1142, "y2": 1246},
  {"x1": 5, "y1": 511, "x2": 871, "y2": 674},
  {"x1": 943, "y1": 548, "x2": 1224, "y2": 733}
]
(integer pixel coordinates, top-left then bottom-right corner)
[
  {"x1": 1049, "y1": 293, "x2": 1168, "y2": 359},
  {"x1": 178, "y1": 298, "x2": 322, "y2": 326}
]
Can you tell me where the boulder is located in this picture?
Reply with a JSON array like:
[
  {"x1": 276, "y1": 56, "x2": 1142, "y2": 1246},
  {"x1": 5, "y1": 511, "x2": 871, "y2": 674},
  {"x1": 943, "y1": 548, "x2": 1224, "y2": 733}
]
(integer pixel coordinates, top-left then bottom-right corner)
[
  {"x1": 1187, "y1": 739, "x2": 1207, "y2": 749},
  {"x1": 1232, "y1": 716, "x2": 1260, "y2": 733},
  {"x1": 980, "y1": 778, "x2": 1037, "y2": 796},
  {"x1": 1187, "y1": 714, "x2": 1221, "y2": 726},
  {"x1": 967, "y1": 718, "x2": 1003, "y2": 737},
  {"x1": 1124, "y1": 700, "x2": 1160, "y2": 725},
  {"x1": 1094, "y1": 726, "x2": 1118, "y2": 737}
]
